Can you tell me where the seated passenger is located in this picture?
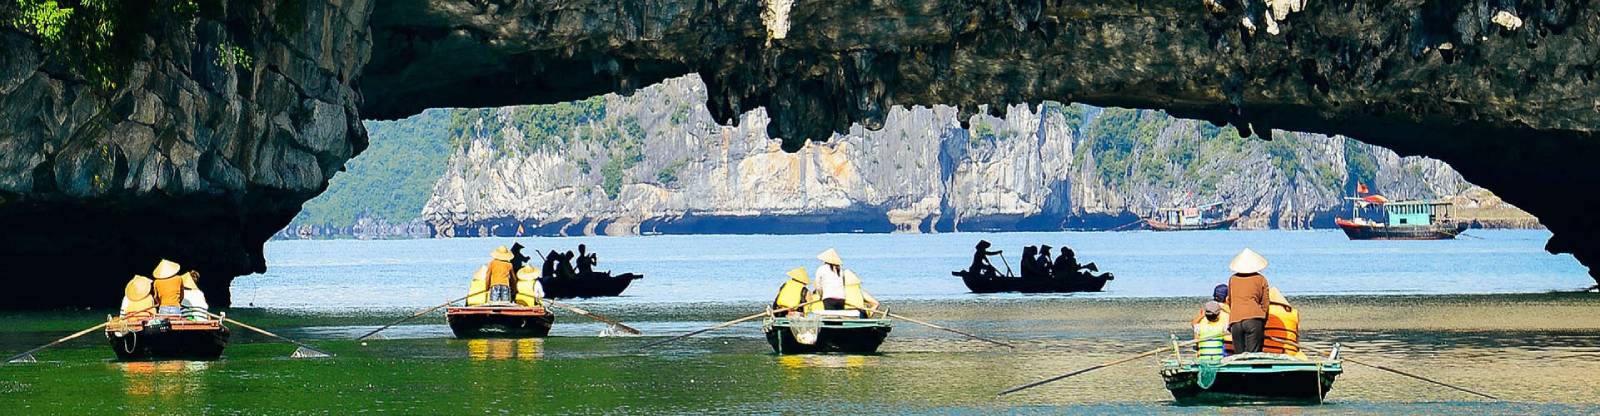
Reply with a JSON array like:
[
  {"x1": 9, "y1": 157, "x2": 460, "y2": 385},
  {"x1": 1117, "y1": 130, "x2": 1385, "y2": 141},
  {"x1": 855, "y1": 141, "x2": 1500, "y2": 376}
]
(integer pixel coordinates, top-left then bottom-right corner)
[
  {"x1": 150, "y1": 260, "x2": 185, "y2": 315},
  {"x1": 772, "y1": 267, "x2": 811, "y2": 314},
  {"x1": 1193, "y1": 301, "x2": 1228, "y2": 363},
  {"x1": 842, "y1": 270, "x2": 880, "y2": 317},
  {"x1": 121, "y1": 275, "x2": 156, "y2": 318},
  {"x1": 514, "y1": 266, "x2": 545, "y2": 307},
  {"x1": 1262, "y1": 287, "x2": 1303, "y2": 358}
]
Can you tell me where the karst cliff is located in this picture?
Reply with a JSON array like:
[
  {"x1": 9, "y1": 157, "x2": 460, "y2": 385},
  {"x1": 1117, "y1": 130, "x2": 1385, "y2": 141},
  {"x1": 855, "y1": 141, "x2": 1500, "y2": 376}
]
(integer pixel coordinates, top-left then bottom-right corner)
[{"x1": 3, "y1": 0, "x2": 1598, "y2": 306}]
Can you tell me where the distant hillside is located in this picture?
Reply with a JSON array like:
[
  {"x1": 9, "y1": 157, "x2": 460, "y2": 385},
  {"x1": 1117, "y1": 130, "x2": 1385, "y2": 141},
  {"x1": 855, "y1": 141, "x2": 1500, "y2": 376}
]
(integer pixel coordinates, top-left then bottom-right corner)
[
  {"x1": 284, "y1": 110, "x2": 453, "y2": 238},
  {"x1": 283, "y1": 76, "x2": 1538, "y2": 239}
]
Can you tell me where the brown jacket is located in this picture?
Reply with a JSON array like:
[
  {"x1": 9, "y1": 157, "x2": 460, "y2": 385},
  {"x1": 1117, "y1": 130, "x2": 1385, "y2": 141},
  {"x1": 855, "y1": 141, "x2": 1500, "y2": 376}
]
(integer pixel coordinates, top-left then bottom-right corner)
[
  {"x1": 487, "y1": 259, "x2": 514, "y2": 287},
  {"x1": 1227, "y1": 273, "x2": 1270, "y2": 323}
]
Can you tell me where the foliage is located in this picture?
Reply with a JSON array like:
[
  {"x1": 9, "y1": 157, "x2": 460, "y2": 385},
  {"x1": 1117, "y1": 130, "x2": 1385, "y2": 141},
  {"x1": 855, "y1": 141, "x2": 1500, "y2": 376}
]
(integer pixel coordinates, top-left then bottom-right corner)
[
  {"x1": 1344, "y1": 137, "x2": 1379, "y2": 191},
  {"x1": 5, "y1": 0, "x2": 225, "y2": 92},
  {"x1": 656, "y1": 158, "x2": 687, "y2": 186},
  {"x1": 215, "y1": 41, "x2": 250, "y2": 68},
  {"x1": 293, "y1": 109, "x2": 454, "y2": 228}
]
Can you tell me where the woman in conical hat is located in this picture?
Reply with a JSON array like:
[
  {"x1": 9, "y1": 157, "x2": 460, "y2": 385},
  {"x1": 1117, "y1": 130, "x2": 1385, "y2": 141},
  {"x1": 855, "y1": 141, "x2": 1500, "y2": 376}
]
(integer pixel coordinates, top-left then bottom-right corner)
[
  {"x1": 1225, "y1": 248, "x2": 1271, "y2": 354},
  {"x1": 486, "y1": 247, "x2": 515, "y2": 302},
  {"x1": 150, "y1": 260, "x2": 186, "y2": 315},
  {"x1": 814, "y1": 249, "x2": 847, "y2": 310},
  {"x1": 122, "y1": 276, "x2": 156, "y2": 317}
]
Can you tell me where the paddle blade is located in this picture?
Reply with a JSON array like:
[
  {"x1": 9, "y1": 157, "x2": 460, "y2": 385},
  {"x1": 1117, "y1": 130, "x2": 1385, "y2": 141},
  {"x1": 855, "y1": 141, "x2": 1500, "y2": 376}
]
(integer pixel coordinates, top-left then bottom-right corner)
[
  {"x1": 7, "y1": 353, "x2": 37, "y2": 364},
  {"x1": 290, "y1": 346, "x2": 332, "y2": 359}
]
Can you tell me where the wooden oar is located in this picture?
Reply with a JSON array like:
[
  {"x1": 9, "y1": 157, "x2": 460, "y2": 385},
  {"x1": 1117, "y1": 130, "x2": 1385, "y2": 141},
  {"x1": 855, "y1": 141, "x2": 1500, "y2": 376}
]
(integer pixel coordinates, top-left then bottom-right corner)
[
  {"x1": 4, "y1": 321, "x2": 111, "y2": 365},
  {"x1": 641, "y1": 300, "x2": 823, "y2": 349},
  {"x1": 357, "y1": 289, "x2": 489, "y2": 341},
  {"x1": 997, "y1": 253, "x2": 1016, "y2": 278},
  {"x1": 543, "y1": 299, "x2": 641, "y2": 335},
  {"x1": 885, "y1": 312, "x2": 1014, "y2": 349},
  {"x1": 204, "y1": 311, "x2": 333, "y2": 358},
  {"x1": 1271, "y1": 336, "x2": 1499, "y2": 401},
  {"x1": 999, "y1": 337, "x2": 1210, "y2": 396}
]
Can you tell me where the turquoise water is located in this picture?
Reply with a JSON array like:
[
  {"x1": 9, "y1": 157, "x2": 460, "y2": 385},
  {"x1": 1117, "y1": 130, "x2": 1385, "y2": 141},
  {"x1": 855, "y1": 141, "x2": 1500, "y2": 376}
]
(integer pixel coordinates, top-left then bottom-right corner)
[
  {"x1": 6, "y1": 230, "x2": 1599, "y2": 414},
  {"x1": 237, "y1": 230, "x2": 1590, "y2": 309}
]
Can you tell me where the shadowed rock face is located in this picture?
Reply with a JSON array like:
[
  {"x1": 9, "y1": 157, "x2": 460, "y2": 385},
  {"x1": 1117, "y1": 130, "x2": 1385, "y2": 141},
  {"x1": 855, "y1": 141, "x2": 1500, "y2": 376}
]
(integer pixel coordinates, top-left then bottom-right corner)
[
  {"x1": 0, "y1": 0, "x2": 371, "y2": 307},
  {"x1": 3, "y1": 0, "x2": 1597, "y2": 307},
  {"x1": 364, "y1": 0, "x2": 1600, "y2": 283}
]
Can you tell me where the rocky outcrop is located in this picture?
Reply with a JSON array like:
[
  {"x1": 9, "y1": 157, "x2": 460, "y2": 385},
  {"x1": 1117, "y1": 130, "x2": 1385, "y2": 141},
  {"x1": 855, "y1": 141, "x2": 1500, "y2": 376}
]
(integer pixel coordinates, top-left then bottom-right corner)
[
  {"x1": 0, "y1": 1, "x2": 371, "y2": 307},
  {"x1": 367, "y1": 0, "x2": 1600, "y2": 282},
  {"x1": 6, "y1": 0, "x2": 1600, "y2": 307},
  {"x1": 424, "y1": 76, "x2": 1515, "y2": 236}
]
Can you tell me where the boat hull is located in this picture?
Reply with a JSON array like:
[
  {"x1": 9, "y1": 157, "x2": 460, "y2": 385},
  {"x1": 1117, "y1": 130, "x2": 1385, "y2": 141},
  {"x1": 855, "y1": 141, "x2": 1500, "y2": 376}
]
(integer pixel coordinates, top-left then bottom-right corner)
[
  {"x1": 446, "y1": 306, "x2": 555, "y2": 338},
  {"x1": 105, "y1": 318, "x2": 230, "y2": 361},
  {"x1": 763, "y1": 317, "x2": 891, "y2": 354},
  {"x1": 952, "y1": 270, "x2": 1111, "y2": 293},
  {"x1": 1161, "y1": 355, "x2": 1341, "y2": 405},
  {"x1": 1336, "y1": 219, "x2": 1468, "y2": 240},
  {"x1": 1145, "y1": 217, "x2": 1237, "y2": 231},
  {"x1": 542, "y1": 272, "x2": 643, "y2": 299}
]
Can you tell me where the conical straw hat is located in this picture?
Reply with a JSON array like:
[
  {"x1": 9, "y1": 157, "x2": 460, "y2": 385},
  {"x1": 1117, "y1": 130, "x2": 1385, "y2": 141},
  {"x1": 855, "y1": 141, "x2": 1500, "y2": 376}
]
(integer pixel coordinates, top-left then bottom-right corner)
[
  {"x1": 816, "y1": 248, "x2": 843, "y2": 266},
  {"x1": 490, "y1": 246, "x2": 514, "y2": 261},
  {"x1": 152, "y1": 259, "x2": 182, "y2": 280},
  {"x1": 843, "y1": 269, "x2": 861, "y2": 285},
  {"x1": 1228, "y1": 248, "x2": 1268, "y2": 274},
  {"x1": 125, "y1": 275, "x2": 153, "y2": 301},
  {"x1": 785, "y1": 267, "x2": 810, "y2": 285},
  {"x1": 516, "y1": 266, "x2": 539, "y2": 280}
]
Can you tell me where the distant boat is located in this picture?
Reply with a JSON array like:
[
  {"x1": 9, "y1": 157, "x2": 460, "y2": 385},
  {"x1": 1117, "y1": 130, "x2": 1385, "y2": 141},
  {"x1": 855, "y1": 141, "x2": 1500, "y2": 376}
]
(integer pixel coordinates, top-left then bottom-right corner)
[
  {"x1": 1336, "y1": 194, "x2": 1467, "y2": 240},
  {"x1": 542, "y1": 271, "x2": 643, "y2": 298},
  {"x1": 1144, "y1": 202, "x2": 1237, "y2": 231}
]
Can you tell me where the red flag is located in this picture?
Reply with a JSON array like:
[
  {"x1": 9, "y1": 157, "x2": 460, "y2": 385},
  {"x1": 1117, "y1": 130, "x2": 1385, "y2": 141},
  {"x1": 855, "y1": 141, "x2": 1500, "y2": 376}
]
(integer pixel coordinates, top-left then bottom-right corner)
[{"x1": 1356, "y1": 183, "x2": 1370, "y2": 194}]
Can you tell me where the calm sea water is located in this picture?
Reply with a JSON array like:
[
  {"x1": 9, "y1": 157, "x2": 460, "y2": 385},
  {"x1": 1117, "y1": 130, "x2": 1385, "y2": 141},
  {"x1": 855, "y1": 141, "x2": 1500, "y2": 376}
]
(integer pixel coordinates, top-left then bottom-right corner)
[
  {"x1": 235, "y1": 230, "x2": 1591, "y2": 309},
  {"x1": 6, "y1": 230, "x2": 1599, "y2": 414}
]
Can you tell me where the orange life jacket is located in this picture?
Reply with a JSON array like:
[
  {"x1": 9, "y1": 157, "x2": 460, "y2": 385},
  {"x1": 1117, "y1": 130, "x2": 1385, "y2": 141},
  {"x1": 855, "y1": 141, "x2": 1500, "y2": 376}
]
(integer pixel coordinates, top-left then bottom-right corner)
[
  {"x1": 1262, "y1": 289, "x2": 1300, "y2": 355},
  {"x1": 152, "y1": 276, "x2": 183, "y2": 307}
]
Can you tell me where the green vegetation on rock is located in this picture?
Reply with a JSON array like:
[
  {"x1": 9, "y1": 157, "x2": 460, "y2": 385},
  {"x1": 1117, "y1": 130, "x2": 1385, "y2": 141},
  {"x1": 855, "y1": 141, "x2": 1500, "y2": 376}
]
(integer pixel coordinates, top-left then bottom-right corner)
[{"x1": 292, "y1": 109, "x2": 453, "y2": 228}]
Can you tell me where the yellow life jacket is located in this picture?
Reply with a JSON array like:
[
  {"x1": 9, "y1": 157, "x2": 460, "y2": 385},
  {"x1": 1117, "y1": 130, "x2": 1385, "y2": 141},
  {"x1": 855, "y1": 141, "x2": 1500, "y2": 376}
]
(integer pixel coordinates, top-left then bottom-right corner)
[
  {"x1": 1194, "y1": 317, "x2": 1228, "y2": 362},
  {"x1": 774, "y1": 268, "x2": 810, "y2": 309},
  {"x1": 466, "y1": 266, "x2": 489, "y2": 306},
  {"x1": 1263, "y1": 287, "x2": 1301, "y2": 355},
  {"x1": 515, "y1": 271, "x2": 542, "y2": 307},
  {"x1": 152, "y1": 275, "x2": 184, "y2": 308},
  {"x1": 801, "y1": 291, "x2": 820, "y2": 315},
  {"x1": 843, "y1": 270, "x2": 866, "y2": 310}
]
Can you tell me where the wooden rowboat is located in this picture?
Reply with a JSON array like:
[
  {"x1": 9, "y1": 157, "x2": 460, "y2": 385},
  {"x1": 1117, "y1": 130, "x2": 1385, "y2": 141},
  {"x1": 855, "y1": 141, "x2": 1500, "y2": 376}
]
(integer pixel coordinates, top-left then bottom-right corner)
[
  {"x1": 445, "y1": 305, "x2": 554, "y2": 339},
  {"x1": 762, "y1": 314, "x2": 891, "y2": 354},
  {"x1": 1160, "y1": 352, "x2": 1342, "y2": 405},
  {"x1": 951, "y1": 270, "x2": 1112, "y2": 293},
  {"x1": 542, "y1": 272, "x2": 643, "y2": 299},
  {"x1": 105, "y1": 315, "x2": 230, "y2": 361}
]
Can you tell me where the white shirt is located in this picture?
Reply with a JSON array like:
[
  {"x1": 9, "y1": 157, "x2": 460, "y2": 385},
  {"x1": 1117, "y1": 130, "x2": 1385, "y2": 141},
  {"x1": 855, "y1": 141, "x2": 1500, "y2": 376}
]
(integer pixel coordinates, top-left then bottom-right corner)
[{"x1": 814, "y1": 264, "x2": 846, "y2": 300}]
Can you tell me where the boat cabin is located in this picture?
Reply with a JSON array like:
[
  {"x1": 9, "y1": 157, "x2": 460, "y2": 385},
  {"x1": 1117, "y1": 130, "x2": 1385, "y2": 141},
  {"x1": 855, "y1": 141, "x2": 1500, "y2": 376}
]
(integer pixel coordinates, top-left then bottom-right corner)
[
  {"x1": 1155, "y1": 208, "x2": 1206, "y2": 226},
  {"x1": 1383, "y1": 200, "x2": 1453, "y2": 227}
]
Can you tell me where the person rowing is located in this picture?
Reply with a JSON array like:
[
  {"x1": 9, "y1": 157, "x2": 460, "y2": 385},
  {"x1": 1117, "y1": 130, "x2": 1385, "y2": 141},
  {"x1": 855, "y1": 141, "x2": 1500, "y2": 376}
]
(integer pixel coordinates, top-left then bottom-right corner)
[{"x1": 969, "y1": 240, "x2": 1004, "y2": 278}]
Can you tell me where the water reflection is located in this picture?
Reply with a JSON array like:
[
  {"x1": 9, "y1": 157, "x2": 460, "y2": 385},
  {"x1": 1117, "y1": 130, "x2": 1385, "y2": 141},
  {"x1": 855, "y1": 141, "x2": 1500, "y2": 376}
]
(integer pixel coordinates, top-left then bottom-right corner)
[
  {"x1": 118, "y1": 360, "x2": 209, "y2": 398},
  {"x1": 776, "y1": 354, "x2": 872, "y2": 370},
  {"x1": 466, "y1": 338, "x2": 543, "y2": 361}
]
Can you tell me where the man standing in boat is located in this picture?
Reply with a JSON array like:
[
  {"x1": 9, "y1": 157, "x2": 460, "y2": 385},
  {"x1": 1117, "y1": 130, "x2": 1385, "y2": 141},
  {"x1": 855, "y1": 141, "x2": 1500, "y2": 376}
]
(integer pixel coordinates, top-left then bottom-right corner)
[
  {"x1": 815, "y1": 249, "x2": 848, "y2": 310},
  {"x1": 486, "y1": 246, "x2": 516, "y2": 303},
  {"x1": 1226, "y1": 249, "x2": 1272, "y2": 354},
  {"x1": 577, "y1": 244, "x2": 598, "y2": 275}
]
